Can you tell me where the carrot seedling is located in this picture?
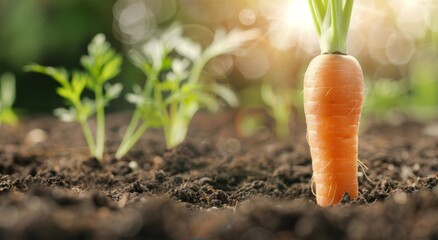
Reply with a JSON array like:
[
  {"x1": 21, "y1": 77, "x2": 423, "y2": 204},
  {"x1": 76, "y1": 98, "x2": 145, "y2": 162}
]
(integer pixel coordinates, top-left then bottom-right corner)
[
  {"x1": 408, "y1": 56, "x2": 438, "y2": 120},
  {"x1": 115, "y1": 24, "x2": 259, "y2": 159},
  {"x1": 0, "y1": 72, "x2": 19, "y2": 126},
  {"x1": 25, "y1": 34, "x2": 123, "y2": 161},
  {"x1": 305, "y1": 0, "x2": 365, "y2": 206},
  {"x1": 261, "y1": 80, "x2": 295, "y2": 140},
  {"x1": 363, "y1": 78, "x2": 409, "y2": 122}
]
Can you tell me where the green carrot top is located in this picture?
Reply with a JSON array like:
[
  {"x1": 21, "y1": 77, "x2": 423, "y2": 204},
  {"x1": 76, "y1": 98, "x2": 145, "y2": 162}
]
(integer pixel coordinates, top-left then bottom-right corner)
[{"x1": 308, "y1": 0, "x2": 354, "y2": 55}]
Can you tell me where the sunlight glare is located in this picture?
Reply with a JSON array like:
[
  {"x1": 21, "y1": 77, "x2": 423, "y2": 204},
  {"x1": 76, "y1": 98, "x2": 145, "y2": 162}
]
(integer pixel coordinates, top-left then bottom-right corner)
[
  {"x1": 283, "y1": 0, "x2": 313, "y2": 31},
  {"x1": 264, "y1": 0, "x2": 317, "y2": 52}
]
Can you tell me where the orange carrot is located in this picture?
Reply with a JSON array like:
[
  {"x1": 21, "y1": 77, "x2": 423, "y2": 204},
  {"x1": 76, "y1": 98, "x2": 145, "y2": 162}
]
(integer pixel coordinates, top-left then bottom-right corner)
[{"x1": 305, "y1": 0, "x2": 364, "y2": 206}]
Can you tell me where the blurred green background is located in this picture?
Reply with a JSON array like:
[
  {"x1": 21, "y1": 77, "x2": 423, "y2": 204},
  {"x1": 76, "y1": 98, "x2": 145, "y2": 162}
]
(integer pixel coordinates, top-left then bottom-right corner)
[
  {"x1": 1, "y1": 0, "x2": 438, "y2": 124},
  {"x1": 0, "y1": 0, "x2": 117, "y2": 112}
]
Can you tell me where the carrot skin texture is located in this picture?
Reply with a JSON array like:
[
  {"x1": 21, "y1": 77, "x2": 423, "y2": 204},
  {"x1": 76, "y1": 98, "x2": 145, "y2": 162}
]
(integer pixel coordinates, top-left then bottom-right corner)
[{"x1": 304, "y1": 54, "x2": 364, "y2": 207}]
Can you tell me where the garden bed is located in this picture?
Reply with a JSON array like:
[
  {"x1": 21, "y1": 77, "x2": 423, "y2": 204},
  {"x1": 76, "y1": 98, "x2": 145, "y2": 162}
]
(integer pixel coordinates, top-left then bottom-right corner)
[{"x1": 0, "y1": 113, "x2": 437, "y2": 240}]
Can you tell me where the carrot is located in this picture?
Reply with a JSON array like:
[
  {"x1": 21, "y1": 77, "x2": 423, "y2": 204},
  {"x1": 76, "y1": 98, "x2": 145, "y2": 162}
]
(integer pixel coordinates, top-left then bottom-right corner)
[{"x1": 305, "y1": 0, "x2": 364, "y2": 206}]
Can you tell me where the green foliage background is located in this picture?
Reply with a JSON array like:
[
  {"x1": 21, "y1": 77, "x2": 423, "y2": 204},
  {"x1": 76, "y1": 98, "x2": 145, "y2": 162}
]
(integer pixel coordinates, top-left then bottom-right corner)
[
  {"x1": 1, "y1": 0, "x2": 437, "y2": 125},
  {"x1": 0, "y1": 0, "x2": 117, "y2": 112}
]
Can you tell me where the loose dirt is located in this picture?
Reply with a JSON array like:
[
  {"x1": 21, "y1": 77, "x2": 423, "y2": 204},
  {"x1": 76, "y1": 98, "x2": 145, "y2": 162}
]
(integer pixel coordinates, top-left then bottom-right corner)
[{"x1": 0, "y1": 113, "x2": 437, "y2": 239}]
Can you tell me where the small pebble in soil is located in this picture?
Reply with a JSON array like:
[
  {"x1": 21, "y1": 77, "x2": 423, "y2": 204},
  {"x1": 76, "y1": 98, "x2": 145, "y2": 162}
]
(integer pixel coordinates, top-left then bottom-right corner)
[
  {"x1": 24, "y1": 129, "x2": 47, "y2": 145},
  {"x1": 401, "y1": 166, "x2": 415, "y2": 180},
  {"x1": 198, "y1": 177, "x2": 213, "y2": 185},
  {"x1": 154, "y1": 170, "x2": 167, "y2": 182},
  {"x1": 422, "y1": 123, "x2": 438, "y2": 137},
  {"x1": 152, "y1": 156, "x2": 164, "y2": 170},
  {"x1": 128, "y1": 161, "x2": 139, "y2": 171}
]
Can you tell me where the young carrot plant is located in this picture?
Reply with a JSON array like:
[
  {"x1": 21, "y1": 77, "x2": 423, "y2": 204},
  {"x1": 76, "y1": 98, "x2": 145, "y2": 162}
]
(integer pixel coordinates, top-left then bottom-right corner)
[
  {"x1": 305, "y1": 0, "x2": 364, "y2": 206},
  {"x1": 25, "y1": 34, "x2": 122, "y2": 161},
  {"x1": 407, "y1": 55, "x2": 438, "y2": 120},
  {"x1": 116, "y1": 24, "x2": 259, "y2": 159},
  {"x1": 364, "y1": 54, "x2": 438, "y2": 123},
  {"x1": 363, "y1": 78, "x2": 408, "y2": 122},
  {"x1": 0, "y1": 72, "x2": 19, "y2": 126},
  {"x1": 261, "y1": 81, "x2": 295, "y2": 140}
]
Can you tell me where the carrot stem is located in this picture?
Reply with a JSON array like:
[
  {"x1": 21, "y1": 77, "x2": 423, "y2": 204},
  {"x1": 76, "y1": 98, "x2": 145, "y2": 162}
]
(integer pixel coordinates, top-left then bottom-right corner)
[
  {"x1": 308, "y1": 0, "x2": 321, "y2": 36},
  {"x1": 342, "y1": 0, "x2": 354, "y2": 36},
  {"x1": 309, "y1": 0, "x2": 354, "y2": 54}
]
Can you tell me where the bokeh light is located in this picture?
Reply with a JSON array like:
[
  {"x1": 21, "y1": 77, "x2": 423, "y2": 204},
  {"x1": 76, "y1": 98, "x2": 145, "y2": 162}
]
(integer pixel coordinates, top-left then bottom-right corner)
[
  {"x1": 235, "y1": 48, "x2": 270, "y2": 80},
  {"x1": 239, "y1": 9, "x2": 257, "y2": 26},
  {"x1": 113, "y1": 0, "x2": 177, "y2": 45},
  {"x1": 261, "y1": 0, "x2": 317, "y2": 52},
  {"x1": 0, "y1": 0, "x2": 437, "y2": 114},
  {"x1": 394, "y1": 1, "x2": 428, "y2": 39},
  {"x1": 385, "y1": 33, "x2": 415, "y2": 65}
]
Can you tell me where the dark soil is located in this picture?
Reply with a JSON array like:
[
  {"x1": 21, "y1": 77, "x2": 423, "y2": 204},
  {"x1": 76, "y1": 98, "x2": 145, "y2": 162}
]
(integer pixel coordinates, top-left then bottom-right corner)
[{"x1": 0, "y1": 113, "x2": 437, "y2": 240}]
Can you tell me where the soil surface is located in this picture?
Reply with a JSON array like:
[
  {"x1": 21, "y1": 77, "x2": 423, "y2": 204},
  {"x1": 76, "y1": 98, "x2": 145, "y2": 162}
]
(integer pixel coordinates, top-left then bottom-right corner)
[{"x1": 0, "y1": 112, "x2": 437, "y2": 240}]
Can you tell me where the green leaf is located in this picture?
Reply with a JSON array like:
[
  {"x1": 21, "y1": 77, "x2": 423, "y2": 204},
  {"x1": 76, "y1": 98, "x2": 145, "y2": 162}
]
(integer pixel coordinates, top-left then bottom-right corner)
[
  {"x1": 80, "y1": 34, "x2": 123, "y2": 85},
  {"x1": 80, "y1": 55, "x2": 94, "y2": 74},
  {"x1": 104, "y1": 83, "x2": 123, "y2": 101},
  {"x1": 139, "y1": 101, "x2": 162, "y2": 128},
  {"x1": 164, "y1": 84, "x2": 201, "y2": 105},
  {"x1": 100, "y1": 55, "x2": 122, "y2": 83},
  {"x1": 80, "y1": 97, "x2": 96, "y2": 120},
  {"x1": 0, "y1": 73, "x2": 18, "y2": 126},
  {"x1": 162, "y1": 57, "x2": 173, "y2": 70},
  {"x1": 194, "y1": 91, "x2": 219, "y2": 112},
  {"x1": 88, "y1": 34, "x2": 111, "y2": 59},
  {"x1": 159, "y1": 80, "x2": 179, "y2": 91},
  {"x1": 170, "y1": 58, "x2": 190, "y2": 80},
  {"x1": 0, "y1": 108, "x2": 19, "y2": 126},
  {"x1": 128, "y1": 50, "x2": 152, "y2": 75},
  {"x1": 53, "y1": 107, "x2": 77, "y2": 122},
  {"x1": 174, "y1": 37, "x2": 202, "y2": 61},
  {"x1": 56, "y1": 87, "x2": 76, "y2": 102},
  {"x1": 71, "y1": 72, "x2": 88, "y2": 96},
  {"x1": 126, "y1": 93, "x2": 145, "y2": 105},
  {"x1": 161, "y1": 23, "x2": 184, "y2": 49},
  {"x1": 142, "y1": 38, "x2": 165, "y2": 70},
  {"x1": 126, "y1": 84, "x2": 147, "y2": 105},
  {"x1": 202, "y1": 28, "x2": 260, "y2": 60},
  {"x1": 25, "y1": 64, "x2": 69, "y2": 86},
  {"x1": 0, "y1": 72, "x2": 16, "y2": 108},
  {"x1": 180, "y1": 83, "x2": 203, "y2": 93},
  {"x1": 211, "y1": 84, "x2": 239, "y2": 107}
]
